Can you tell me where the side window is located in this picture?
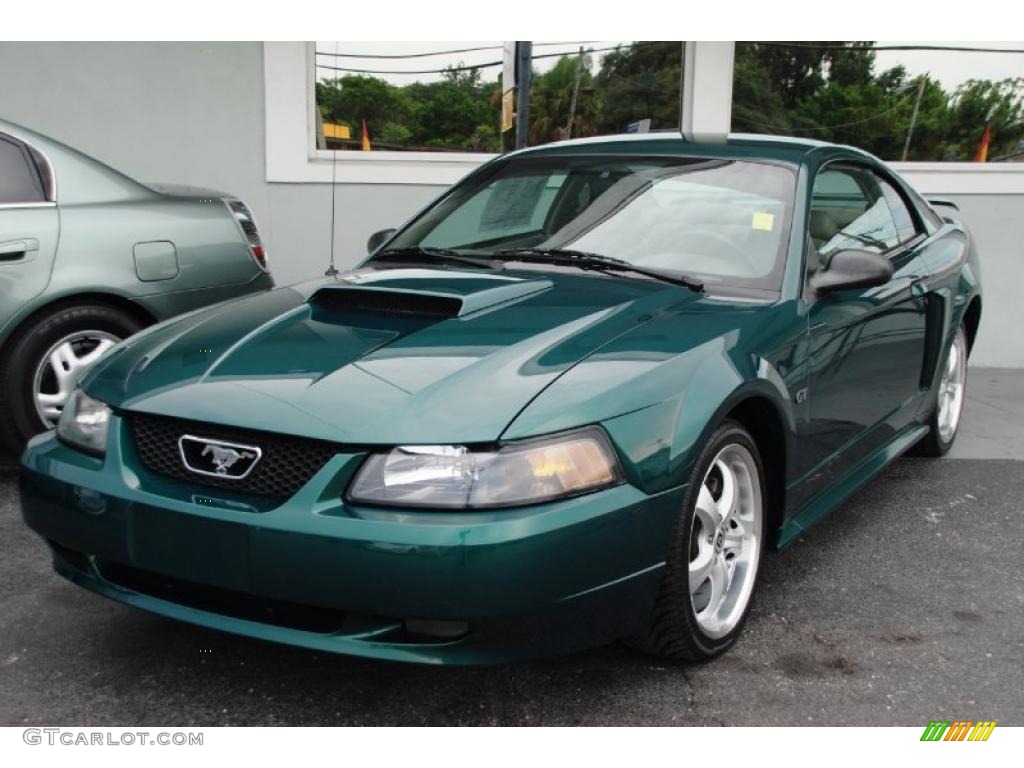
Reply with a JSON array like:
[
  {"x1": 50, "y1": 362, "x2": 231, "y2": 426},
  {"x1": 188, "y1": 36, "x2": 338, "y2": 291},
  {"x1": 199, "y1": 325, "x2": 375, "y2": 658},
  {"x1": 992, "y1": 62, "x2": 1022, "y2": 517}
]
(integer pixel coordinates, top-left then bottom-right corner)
[
  {"x1": 0, "y1": 135, "x2": 46, "y2": 204},
  {"x1": 877, "y1": 177, "x2": 920, "y2": 244},
  {"x1": 810, "y1": 166, "x2": 899, "y2": 260}
]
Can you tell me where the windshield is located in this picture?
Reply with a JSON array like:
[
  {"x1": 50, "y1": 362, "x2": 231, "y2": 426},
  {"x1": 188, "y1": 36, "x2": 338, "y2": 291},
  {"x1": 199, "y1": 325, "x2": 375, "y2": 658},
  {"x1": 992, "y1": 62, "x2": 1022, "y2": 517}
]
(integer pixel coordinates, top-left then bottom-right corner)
[{"x1": 386, "y1": 154, "x2": 797, "y2": 294}]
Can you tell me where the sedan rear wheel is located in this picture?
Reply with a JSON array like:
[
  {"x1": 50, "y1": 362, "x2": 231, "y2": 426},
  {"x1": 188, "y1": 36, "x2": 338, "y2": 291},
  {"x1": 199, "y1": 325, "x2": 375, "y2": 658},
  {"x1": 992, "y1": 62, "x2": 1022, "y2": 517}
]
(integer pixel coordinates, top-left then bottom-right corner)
[
  {"x1": 0, "y1": 303, "x2": 142, "y2": 456},
  {"x1": 630, "y1": 420, "x2": 766, "y2": 661},
  {"x1": 32, "y1": 331, "x2": 121, "y2": 427}
]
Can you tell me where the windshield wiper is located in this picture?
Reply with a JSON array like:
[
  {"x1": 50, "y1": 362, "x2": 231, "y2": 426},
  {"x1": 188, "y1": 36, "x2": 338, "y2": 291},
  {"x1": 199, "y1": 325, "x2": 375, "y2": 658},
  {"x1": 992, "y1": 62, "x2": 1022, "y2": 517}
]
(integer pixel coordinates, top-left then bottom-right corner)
[
  {"x1": 370, "y1": 246, "x2": 501, "y2": 271},
  {"x1": 495, "y1": 248, "x2": 703, "y2": 292}
]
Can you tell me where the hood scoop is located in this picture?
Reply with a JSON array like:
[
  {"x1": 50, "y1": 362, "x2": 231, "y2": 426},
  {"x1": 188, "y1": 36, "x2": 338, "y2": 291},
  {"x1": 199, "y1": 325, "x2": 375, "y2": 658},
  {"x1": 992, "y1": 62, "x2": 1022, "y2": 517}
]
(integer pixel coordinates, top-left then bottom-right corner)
[
  {"x1": 311, "y1": 287, "x2": 463, "y2": 318},
  {"x1": 309, "y1": 276, "x2": 552, "y2": 319}
]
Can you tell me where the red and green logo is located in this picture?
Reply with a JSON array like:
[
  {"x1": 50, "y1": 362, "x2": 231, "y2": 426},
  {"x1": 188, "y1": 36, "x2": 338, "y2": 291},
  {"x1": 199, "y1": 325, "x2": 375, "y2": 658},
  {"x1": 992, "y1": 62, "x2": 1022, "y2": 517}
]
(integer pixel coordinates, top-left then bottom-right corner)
[{"x1": 921, "y1": 721, "x2": 997, "y2": 741}]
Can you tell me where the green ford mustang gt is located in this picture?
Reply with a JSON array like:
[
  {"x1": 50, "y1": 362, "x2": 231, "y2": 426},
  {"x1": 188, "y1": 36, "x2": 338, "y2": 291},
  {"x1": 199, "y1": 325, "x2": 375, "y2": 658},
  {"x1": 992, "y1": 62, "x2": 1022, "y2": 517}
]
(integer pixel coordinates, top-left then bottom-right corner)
[
  {"x1": 20, "y1": 134, "x2": 981, "y2": 664},
  {"x1": 0, "y1": 118, "x2": 274, "y2": 455}
]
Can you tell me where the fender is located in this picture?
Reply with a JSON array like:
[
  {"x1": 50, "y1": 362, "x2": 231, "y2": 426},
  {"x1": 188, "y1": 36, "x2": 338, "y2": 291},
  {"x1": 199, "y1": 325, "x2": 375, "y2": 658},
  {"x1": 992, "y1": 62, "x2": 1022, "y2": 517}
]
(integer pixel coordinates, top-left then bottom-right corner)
[
  {"x1": 0, "y1": 286, "x2": 155, "y2": 352},
  {"x1": 595, "y1": 343, "x2": 799, "y2": 496}
]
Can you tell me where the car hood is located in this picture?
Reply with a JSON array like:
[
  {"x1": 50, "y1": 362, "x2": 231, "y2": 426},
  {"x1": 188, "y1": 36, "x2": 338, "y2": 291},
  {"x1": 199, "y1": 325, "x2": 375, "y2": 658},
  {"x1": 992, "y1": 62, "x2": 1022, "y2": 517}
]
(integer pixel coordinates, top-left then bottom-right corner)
[{"x1": 84, "y1": 267, "x2": 703, "y2": 444}]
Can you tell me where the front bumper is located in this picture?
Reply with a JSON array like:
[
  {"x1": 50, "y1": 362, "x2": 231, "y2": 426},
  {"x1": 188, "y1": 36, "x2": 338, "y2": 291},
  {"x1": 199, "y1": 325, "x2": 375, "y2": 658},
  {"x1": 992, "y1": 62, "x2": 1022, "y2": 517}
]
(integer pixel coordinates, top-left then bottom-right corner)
[{"x1": 20, "y1": 419, "x2": 684, "y2": 664}]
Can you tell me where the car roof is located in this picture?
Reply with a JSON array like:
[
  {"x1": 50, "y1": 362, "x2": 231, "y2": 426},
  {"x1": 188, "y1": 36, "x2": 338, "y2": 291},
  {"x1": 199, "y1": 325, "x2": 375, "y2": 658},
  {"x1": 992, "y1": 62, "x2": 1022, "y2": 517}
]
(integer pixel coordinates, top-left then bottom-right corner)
[{"x1": 508, "y1": 131, "x2": 876, "y2": 167}]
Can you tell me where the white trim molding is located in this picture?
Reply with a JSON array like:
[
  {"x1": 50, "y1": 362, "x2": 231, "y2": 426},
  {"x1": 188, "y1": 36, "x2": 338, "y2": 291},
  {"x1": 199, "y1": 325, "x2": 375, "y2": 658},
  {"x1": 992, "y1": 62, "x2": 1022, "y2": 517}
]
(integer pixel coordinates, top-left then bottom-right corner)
[{"x1": 263, "y1": 42, "x2": 493, "y2": 186}]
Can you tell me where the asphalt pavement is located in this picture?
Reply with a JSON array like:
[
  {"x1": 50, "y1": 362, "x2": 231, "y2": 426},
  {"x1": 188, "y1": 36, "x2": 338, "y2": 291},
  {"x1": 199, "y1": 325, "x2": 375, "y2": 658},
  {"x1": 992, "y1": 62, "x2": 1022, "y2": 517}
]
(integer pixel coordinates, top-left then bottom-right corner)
[{"x1": 1, "y1": 453, "x2": 1021, "y2": 726}]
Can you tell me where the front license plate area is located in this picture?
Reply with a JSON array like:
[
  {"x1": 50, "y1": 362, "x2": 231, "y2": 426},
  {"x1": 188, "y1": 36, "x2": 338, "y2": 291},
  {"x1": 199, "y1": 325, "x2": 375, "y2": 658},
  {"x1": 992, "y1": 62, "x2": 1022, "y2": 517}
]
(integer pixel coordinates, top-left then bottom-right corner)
[{"x1": 129, "y1": 504, "x2": 251, "y2": 592}]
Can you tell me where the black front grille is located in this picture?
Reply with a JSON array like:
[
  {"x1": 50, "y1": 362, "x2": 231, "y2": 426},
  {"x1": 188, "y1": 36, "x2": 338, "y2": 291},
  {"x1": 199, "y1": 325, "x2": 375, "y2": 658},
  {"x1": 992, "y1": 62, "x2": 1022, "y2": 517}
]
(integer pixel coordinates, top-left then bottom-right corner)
[
  {"x1": 128, "y1": 412, "x2": 341, "y2": 498},
  {"x1": 96, "y1": 559, "x2": 346, "y2": 633}
]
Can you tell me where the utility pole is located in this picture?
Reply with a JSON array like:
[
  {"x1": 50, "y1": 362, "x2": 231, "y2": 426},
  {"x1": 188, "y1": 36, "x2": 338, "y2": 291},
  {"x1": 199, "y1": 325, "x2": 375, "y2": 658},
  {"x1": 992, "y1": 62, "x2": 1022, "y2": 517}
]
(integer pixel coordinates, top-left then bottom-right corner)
[
  {"x1": 565, "y1": 46, "x2": 585, "y2": 140},
  {"x1": 515, "y1": 41, "x2": 533, "y2": 150},
  {"x1": 901, "y1": 76, "x2": 927, "y2": 161}
]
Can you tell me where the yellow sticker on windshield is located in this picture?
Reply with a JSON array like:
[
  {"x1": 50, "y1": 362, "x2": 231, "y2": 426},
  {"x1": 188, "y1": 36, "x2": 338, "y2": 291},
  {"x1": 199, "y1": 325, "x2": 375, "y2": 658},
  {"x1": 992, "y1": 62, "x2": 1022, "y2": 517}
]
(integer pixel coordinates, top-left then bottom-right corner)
[{"x1": 752, "y1": 212, "x2": 775, "y2": 232}]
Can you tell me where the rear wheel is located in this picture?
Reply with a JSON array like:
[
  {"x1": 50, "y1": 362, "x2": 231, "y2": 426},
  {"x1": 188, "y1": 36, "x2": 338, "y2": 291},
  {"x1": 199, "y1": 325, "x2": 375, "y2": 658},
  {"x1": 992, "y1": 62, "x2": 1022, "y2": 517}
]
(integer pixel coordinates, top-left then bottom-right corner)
[
  {"x1": 630, "y1": 420, "x2": 765, "y2": 661},
  {"x1": 0, "y1": 304, "x2": 142, "y2": 455},
  {"x1": 913, "y1": 324, "x2": 968, "y2": 458}
]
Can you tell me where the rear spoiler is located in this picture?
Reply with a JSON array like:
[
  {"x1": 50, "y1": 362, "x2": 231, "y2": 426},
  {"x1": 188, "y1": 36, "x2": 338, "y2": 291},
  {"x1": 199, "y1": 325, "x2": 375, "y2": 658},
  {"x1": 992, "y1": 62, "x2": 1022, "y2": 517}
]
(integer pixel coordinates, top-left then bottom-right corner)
[{"x1": 926, "y1": 197, "x2": 960, "y2": 211}]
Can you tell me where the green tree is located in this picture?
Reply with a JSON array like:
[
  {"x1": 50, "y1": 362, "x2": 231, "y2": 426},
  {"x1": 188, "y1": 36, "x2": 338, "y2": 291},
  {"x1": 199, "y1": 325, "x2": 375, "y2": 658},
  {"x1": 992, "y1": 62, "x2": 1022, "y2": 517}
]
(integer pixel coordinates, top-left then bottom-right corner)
[
  {"x1": 405, "y1": 66, "x2": 496, "y2": 149},
  {"x1": 945, "y1": 78, "x2": 1024, "y2": 159},
  {"x1": 592, "y1": 42, "x2": 681, "y2": 133},
  {"x1": 313, "y1": 43, "x2": 1024, "y2": 160},
  {"x1": 527, "y1": 53, "x2": 599, "y2": 144},
  {"x1": 316, "y1": 75, "x2": 413, "y2": 141}
]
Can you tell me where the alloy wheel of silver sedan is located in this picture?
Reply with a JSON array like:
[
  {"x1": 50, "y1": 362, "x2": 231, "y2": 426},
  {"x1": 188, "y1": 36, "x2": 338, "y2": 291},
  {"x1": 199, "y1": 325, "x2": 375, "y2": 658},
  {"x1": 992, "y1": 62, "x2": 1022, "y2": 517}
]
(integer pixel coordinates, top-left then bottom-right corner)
[
  {"x1": 32, "y1": 330, "x2": 121, "y2": 427},
  {"x1": 689, "y1": 443, "x2": 763, "y2": 640},
  {"x1": 937, "y1": 327, "x2": 967, "y2": 444}
]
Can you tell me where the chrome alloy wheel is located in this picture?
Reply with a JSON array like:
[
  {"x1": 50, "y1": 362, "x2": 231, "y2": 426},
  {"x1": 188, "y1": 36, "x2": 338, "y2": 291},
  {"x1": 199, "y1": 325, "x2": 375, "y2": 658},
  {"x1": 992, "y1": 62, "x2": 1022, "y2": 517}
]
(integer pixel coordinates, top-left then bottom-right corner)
[
  {"x1": 689, "y1": 443, "x2": 763, "y2": 639},
  {"x1": 937, "y1": 328, "x2": 967, "y2": 444},
  {"x1": 32, "y1": 331, "x2": 120, "y2": 427}
]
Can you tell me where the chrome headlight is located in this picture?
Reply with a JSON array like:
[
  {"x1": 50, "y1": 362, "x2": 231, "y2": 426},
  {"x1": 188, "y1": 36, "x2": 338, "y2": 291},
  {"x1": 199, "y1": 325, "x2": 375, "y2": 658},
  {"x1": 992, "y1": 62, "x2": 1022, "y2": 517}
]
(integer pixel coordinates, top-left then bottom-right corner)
[
  {"x1": 56, "y1": 390, "x2": 111, "y2": 456},
  {"x1": 347, "y1": 427, "x2": 623, "y2": 509}
]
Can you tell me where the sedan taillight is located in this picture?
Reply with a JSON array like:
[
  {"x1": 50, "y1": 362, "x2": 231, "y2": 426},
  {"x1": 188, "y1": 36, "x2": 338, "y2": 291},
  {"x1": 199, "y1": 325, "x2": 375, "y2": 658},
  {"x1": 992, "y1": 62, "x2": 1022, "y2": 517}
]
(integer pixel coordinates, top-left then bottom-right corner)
[{"x1": 225, "y1": 199, "x2": 268, "y2": 272}]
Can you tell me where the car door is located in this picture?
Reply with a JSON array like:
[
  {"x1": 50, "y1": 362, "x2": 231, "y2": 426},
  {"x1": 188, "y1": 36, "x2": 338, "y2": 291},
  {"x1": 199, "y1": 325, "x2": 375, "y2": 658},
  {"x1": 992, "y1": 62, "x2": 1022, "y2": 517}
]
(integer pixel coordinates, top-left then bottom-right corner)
[
  {"x1": 802, "y1": 162, "x2": 931, "y2": 495},
  {"x1": 0, "y1": 132, "x2": 59, "y2": 331}
]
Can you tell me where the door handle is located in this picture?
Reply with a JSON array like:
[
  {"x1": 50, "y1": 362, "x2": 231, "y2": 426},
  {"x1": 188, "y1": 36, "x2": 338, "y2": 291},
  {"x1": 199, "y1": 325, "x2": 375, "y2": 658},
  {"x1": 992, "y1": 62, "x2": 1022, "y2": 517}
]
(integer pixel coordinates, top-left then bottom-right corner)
[
  {"x1": 0, "y1": 238, "x2": 39, "y2": 261},
  {"x1": 909, "y1": 276, "x2": 928, "y2": 298}
]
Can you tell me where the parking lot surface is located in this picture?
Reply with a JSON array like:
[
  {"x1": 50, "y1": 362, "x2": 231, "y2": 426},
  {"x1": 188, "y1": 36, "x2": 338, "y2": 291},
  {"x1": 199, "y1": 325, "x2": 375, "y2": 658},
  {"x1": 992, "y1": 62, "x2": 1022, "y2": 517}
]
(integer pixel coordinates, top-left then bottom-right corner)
[{"x1": 2, "y1": 452, "x2": 1021, "y2": 727}]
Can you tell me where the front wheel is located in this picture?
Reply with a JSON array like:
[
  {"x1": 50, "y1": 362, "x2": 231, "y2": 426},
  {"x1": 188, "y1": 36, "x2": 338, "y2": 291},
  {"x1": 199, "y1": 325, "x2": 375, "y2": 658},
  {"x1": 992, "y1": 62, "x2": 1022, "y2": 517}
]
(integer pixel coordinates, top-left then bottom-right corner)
[
  {"x1": 0, "y1": 304, "x2": 142, "y2": 455},
  {"x1": 913, "y1": 324, "x2": 968, "y2": 458},
  {"x1": 630, "y1": 420, "x2": 766, "y2": 661}
]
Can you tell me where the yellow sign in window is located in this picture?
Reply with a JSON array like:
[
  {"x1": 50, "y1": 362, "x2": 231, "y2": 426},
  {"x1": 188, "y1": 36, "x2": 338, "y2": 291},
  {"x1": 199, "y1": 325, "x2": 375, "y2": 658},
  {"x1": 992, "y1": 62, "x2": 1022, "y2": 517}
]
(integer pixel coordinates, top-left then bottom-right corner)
[
  {"x1": 751, "y1": 212, "x2": 775, "y2": 232},
  {"x1": 323, "y1": 122, "x2": 352, "y2": 140}
]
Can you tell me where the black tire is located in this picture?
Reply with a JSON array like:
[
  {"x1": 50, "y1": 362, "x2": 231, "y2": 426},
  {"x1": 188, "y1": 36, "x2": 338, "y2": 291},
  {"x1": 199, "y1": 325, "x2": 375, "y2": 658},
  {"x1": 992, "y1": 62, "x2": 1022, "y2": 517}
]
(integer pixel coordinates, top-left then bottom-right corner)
[
  {"x1": 0, "y1": 303, "x2": 143, "y2": 456},
  {"x1": 629, "y1": 419, "x2": 767, "y2": 662},
  {"x1": 912, "y1": 324, "x2": 968, "y2": 458}
]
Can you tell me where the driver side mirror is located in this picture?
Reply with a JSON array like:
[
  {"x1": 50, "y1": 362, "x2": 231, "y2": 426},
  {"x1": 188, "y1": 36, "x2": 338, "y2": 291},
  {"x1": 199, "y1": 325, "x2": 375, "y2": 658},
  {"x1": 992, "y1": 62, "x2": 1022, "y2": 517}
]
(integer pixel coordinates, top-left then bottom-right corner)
[
  {"x1": 810, "y1": 248, "x2": 894, "y2": 294},
  {"x1": 367, "y1": 228, "x2": 396, "y2": 254}
]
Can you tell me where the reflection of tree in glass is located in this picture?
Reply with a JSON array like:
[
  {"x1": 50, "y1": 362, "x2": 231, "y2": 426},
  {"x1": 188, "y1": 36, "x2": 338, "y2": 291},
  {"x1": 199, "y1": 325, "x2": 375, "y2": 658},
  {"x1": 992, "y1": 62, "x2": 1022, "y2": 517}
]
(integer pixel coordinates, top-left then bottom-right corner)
[
  {"x1": 731, "y1": 43, "x2": 1023, "y2": 161},
  {"x1": 315, "y1": 42, "x2": 1024, "y2": 161}
]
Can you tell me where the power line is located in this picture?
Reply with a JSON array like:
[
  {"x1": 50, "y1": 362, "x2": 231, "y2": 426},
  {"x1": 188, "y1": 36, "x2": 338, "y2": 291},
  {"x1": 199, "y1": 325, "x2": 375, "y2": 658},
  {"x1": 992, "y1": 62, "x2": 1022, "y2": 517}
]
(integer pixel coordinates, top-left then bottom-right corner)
[
  {"x1": 316, "y1": 60, "x2": 502, "y2": 76},
  {"x1": 752, "y1": 42, "x2": 1024, "y2": 54},
  {"x1": 314, "y1": 43, "x2": 643, "y2": 77},
  {"x1": 748, "y1": 92, "x2": 917, "y2": 134},
  {"x1": 314, "y1": 41, "x2": 600, "y2": 60}
]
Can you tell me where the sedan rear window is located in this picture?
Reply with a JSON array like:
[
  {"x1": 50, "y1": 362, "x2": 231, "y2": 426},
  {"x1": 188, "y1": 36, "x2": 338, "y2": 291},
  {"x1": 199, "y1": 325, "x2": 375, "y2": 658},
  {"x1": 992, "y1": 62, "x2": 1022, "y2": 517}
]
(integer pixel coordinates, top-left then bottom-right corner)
[{"x1": 0, "y1": 135, "x2": 46, "y2": 204}]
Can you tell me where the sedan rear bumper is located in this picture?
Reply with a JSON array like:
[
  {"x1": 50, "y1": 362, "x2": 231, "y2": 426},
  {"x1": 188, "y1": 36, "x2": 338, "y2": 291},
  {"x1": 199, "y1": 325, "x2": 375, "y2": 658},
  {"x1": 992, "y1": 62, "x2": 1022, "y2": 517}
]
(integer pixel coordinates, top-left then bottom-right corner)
[{"x1": 20, "y1": 428, "x2": 684, "y2": 664}]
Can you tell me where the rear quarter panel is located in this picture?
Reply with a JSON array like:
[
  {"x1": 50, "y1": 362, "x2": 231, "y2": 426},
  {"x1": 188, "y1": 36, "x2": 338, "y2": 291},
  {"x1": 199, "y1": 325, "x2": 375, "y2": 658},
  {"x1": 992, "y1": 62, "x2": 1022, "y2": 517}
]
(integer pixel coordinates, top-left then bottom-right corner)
[
  {"x1": 51, "y1": 197, "x2": 263, "y2": 298},
  {"x1": 0, "y1": 120, "x2": 270, "y2": 347}
]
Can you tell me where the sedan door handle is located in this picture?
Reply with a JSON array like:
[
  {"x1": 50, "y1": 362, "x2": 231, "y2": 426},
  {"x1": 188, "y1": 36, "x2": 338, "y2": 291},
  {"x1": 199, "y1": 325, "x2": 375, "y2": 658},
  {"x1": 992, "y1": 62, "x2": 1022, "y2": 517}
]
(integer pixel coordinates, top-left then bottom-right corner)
[{"x1": 0, "y1": 238, "x2": 39, "y2": 261}]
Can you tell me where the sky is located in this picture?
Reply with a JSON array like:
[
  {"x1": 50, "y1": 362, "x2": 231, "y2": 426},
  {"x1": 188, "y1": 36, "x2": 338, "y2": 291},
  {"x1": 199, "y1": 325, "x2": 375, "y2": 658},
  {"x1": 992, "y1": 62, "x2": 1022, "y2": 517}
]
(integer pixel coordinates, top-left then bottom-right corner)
[
  {"x1": 316, "y1": 41, "x2": 1024, "y2": 91},
  {"x1": 315, "y1": 41, "x2": 623, "y2": 86},
  {"x1": 874, "y1": 41, "x2": 1024, "y2": 89}
]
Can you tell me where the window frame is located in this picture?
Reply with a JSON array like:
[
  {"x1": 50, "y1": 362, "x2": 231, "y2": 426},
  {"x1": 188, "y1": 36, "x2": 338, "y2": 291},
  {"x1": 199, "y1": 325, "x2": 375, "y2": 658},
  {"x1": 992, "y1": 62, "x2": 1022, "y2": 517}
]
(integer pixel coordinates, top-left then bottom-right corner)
[{"x1": 809, "y1": 159, "x2": 926, "y2": 263}]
